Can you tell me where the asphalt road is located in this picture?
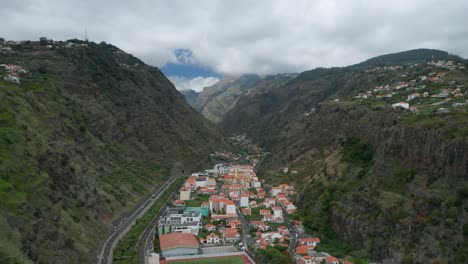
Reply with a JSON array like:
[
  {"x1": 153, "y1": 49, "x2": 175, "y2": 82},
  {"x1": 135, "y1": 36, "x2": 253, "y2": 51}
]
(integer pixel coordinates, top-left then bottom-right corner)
[
  {"x1": 236, "y1": 207, "x2": 252, "y2": 251},
  {"x1": 97, "y1": 162, "x2": 184, "y2": 264},
  {"x1": 137, "y1": 162, "x2": 185, "y2": 264}
]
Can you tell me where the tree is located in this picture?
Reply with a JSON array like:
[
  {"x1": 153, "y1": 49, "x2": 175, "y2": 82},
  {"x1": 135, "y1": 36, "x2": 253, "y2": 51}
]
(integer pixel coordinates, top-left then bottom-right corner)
[
  {"x1": 0, "y1": 37, "x2": 4, "y2": 43},
  {"x1": 39, "y1": 37, "x2": 49, "y2": 46}
]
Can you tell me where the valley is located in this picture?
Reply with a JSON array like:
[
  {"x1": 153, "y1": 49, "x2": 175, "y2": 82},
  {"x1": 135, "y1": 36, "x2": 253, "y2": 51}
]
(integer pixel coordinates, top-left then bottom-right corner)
[{"x1": 0, "y1": 40, "x2": 467, "y2": 264}]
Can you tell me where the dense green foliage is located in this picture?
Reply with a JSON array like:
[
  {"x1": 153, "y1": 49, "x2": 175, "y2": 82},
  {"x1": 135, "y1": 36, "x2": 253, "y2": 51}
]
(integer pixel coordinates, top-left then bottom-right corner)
[
  {"x1": 255, "y1": 247, "x2": 294, "y2": 264},
  {"x1": 0, "y1": 40, "x2": 231, "y2": 263}
]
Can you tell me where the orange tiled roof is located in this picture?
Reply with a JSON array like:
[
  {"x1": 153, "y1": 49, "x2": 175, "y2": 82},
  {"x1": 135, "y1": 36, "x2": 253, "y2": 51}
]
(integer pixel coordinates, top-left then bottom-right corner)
[{"x1": 159, "y1": 233, "x2": 198, "y2": 251}]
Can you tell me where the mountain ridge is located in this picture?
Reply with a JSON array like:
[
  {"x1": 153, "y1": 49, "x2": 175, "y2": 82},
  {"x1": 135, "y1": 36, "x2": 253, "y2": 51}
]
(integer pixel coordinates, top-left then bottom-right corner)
[{"x1": 0, "y1": 39, "x2": 231, "y2": 263}]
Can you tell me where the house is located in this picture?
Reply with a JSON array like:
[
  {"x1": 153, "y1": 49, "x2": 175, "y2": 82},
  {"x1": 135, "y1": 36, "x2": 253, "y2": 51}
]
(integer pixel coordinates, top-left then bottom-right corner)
[
  {"x1": 201, "y1": 202, "x2": 210, "y2": 208},
  {"x1": 241, "y1": 207, "x2": 251, "y2": 215},
  {"x1": 296, "y1": 245, "x2": 315, "y2": 256},
  {"x1": 240, "y1": 194, "x2": 249, "y2": 207},
  {"x1": 174, "y1": 200, "x2": 185, "y2": 206},
  {"x1": 263, "y1": 198, "x2": 276, "y2": 208},
  {"x1": 300, "y1": 237, "x2": 320, "y2": 247},
  {"x1": 205, "y1": 224, "x2": 216, "y2": 231},
  {"x1": 209, "y1": 195, "x2": 236, "y2": 216},
  {"x1": 423, "y1": 92, "x2": 429, "y2": 97},
  {"x1": 260, "y1": 209, "x2": 272, "y2": 216},
  {"x1": 250, "y1": 221, "x2": 265, "y2": 228},
  {"x1": 271, "y1": 186, "x2": 281, "y2": 196},
  {"x1": 309, "y1": 252, "x2": 327, "y2": 263},
  {"x1": 354, "y1": 93, "x2": 368, "y2": 99},
  {"x1": 286, "y1": 202, "x2": 297, "y2": 214},
  {"x1": 3, "y1": 74, "x2": 20, "y2": 84},
  {"x1": 272, "y1": 206, "x2": 283, "y2": 219},
  {"x1": 283, "y1": 167, "x2": 289, "y2": 173},
  {"x1": 392, "y1": 102, "x2": 409, "y2": 109},
  {"x1": 222, "y1": 228, "x2": 240, "y2": 243},
  {"x1": 159, "y1": 233, "x2": 199, "y2": 257},
  {"x1": 202, "y1": 233, "x2": 220, "y2": 244},
  {"x1": 407, "y1": 93, "x2": 420, "y2": 101},
  {"x1": 195, "y1": 176, "x2": 208, "y2": 188},
  {"x1": 184, "y1": 176, "x2": 197, "y2": 191},
  {"x1": 277, "y1": 225, "x2": 289, "y2": 235},
  {"x1": 436, "y1": 90, "x2": 449, "y2": 98},
  {"x1": 326, "y1": 256, "x2": 340, "y2": 264},
  {"x1": 227, "y1": 220, "x2": 242, "y2": 229}
]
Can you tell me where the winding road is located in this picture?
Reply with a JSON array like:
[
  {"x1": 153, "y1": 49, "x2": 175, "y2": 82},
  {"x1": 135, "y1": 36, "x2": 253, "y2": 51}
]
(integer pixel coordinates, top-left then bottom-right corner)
[{"x1": 97, "y1": 162, "x2": 184, "y2": 264}]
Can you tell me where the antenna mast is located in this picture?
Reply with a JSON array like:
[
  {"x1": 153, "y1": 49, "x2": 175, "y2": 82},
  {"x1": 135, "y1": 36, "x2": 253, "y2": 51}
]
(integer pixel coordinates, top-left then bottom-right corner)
[{"x1": 85, "y1": 27, "x2": 88, "y2": 42}]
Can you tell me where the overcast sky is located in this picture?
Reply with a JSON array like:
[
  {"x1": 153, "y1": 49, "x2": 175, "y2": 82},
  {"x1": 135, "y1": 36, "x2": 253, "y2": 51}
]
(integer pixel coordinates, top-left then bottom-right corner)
[{"x1": 2, "y1": 0, "x2": 468, "y2": 91}]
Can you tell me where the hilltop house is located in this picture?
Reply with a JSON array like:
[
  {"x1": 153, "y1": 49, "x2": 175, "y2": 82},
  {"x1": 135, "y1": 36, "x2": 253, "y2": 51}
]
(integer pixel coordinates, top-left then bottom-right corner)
[{"x1": 392, "y1": 102, "x2": 409, "y2": 109}]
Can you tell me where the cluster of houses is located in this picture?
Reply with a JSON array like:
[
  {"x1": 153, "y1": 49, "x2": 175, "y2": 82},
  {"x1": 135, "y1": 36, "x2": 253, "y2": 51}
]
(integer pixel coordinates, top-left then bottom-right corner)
[
  {"x1": 353, "y1": 60, "x2": 467, "y2": 114},
  {"x1": 156, "y1": 163, "x2": 299, "y2": 257},
  {"x1": 156, "y1": 147, "x2": 355, "y2": 263},
  {"x1": 0, "y1": 63, "x2": 28, "y2": 84}
]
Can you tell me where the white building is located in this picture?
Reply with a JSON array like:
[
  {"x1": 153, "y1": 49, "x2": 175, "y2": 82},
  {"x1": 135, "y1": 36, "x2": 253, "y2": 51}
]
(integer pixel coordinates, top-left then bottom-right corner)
[
  {"x1": 226, "y1": 203, "x2": 236, "y2": 215},
  {"x1": 272, "y1": 206, "x2": 283, "y2": 219},
  {"x1": 392, "y1": 102, "x2": 409, "y2": 109},
  {"x1": 158, "y1": 209, "x2": 202, "y2": 235},
  {"x1": 203, "y1": 233, "x2": 220, "y2": 244},
  {"x1": 271, "y1": 186, "x2": 281, "y2": 196},
  {"x1": 240, "y1": 194, "x2": 249, "y2": 207},
  {"x1": 407, "y1": 93, "x2": 420, "y2": 101}
]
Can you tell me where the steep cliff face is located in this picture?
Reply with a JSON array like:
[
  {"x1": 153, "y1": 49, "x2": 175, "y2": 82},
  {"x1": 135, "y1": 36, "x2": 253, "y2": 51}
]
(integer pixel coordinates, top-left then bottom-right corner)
[
  {"x1": 193, "y1": 74, "x2": 296, "y2": 124},
  {"x1": 0, "y1": 41, "x2": 230, "y2": 263},
  {"x1": 179, "y1": 89, "x2": 200, "y2": 108},
  {"x1": 259, "y1": 101, "x2": 468, "y2": 262},
  {"x1": 194, "y1": 74, "x2": 261, "y2": 123}
]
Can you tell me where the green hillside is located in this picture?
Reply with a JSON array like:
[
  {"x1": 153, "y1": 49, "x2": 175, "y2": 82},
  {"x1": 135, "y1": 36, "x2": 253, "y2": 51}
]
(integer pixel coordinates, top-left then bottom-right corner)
[{"x1": 0, "y1": 40, "x2": 231, "y2": 263}]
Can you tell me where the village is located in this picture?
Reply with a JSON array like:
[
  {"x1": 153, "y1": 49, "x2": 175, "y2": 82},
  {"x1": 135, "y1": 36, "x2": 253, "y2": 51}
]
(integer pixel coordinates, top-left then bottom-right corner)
[
  {"x1": 153, "y1": 159, "x2": 352, "y2": 264},
  {"x1": 350, "y1": 59, "x2": 468, "y2": 114}
]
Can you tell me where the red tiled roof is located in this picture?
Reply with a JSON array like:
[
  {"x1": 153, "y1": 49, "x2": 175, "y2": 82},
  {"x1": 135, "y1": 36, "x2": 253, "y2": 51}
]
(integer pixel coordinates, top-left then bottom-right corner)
[
  {"x1": 222, "y1": 228, "x2": 240, "y2": 238},
  {"x1": 296, "y1": 245, "x2": 313, "y2": 255},
  {"x1": 301, "y1": 237, "x2": 321, "y2": 243},
  {"x1": 326, "y1": 256, "x2": 339, "y2": 262},
  {"x1": 159, "y1": 233, "x2": 199, "y2": 251}
]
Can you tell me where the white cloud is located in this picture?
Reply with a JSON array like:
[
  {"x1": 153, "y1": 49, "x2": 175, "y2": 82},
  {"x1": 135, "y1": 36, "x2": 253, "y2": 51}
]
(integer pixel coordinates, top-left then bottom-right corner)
[
  {"x1": 1, "y1": 0, "x2": 468, "y2": 75},
  {"x1": 168, "y1": 76, "x2": 220, "y2": 92}
]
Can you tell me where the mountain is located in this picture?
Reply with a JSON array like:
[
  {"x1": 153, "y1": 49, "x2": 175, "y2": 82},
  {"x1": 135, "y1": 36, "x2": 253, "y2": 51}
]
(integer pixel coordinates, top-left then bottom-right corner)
[
  {"x1": 258, "y1": 101, "x2": 468, "y2": 263},
  {"x1": 220, "y1": 49, "x2": 466, "y2": 147},
  {"x1": 0, "y1": 40, "x2": 231, "y2": 263},
  {"x1": 194, "y1": 74, "x2": 261, "y2": 123},
  {"x1": 194, "y1": 73, "x2": 296, "y2": 123},
  {"x1": 220, "y1": 49, "x2": 468, "y2": 262},
  {"x1": 350, "y1": 48, "x2": 463, "y2": 70},
  {"x1": 179, "y1": 89, "x2": 199, "y2": 108}
]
